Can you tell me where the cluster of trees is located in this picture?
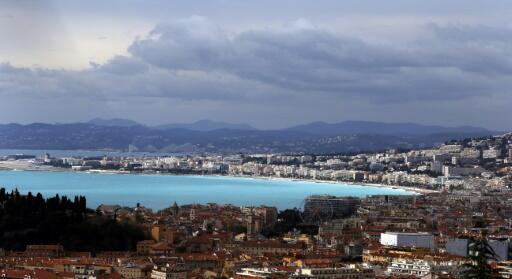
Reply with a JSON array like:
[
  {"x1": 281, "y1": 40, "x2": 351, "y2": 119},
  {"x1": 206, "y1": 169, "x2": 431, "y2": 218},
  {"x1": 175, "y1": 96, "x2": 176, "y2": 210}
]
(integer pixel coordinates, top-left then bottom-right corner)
[
  {"x1": 0, "y1": 188, "x2": 146, "y2": 252},
  {"x1": 0, "y1": 188, "x2": 87, "y2": 224}
]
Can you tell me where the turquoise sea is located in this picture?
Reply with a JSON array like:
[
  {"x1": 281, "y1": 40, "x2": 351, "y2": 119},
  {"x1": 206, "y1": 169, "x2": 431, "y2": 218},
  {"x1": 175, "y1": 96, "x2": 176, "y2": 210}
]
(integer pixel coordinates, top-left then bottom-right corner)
[{"x1": 0, "y1": 171, "x2": 412, "y2": 210}]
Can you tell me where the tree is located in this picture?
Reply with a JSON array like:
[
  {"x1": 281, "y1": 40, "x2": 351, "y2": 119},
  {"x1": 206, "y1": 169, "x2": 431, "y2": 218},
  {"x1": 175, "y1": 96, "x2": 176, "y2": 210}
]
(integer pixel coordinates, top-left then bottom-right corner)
[
  {"x1": 0, "y1": 187, "x2": 146, "y2": 251},
  {"x1": 460, "y1": 237, "x2": 502, "y2": 279}
]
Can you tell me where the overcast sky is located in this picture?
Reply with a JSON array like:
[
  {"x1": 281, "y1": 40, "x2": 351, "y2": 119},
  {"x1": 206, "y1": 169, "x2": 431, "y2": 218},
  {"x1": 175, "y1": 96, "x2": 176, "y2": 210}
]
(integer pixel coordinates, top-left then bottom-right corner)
[{"x1": 1, "y1": 0, "x2": 511, "y2": 130}]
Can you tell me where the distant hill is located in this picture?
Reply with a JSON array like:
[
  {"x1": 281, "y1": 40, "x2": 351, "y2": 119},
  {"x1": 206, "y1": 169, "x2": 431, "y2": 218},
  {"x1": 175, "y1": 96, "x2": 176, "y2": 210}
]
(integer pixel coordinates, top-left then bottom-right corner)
[
  {"x1": 88, "y1": 118, "x2": 141, "y2": 127},
  {"x1": 0, "y1": 122, "x2": 499, "y2": 154},
  {"x1": 87, "y1": 118, "x2": 256, "y2": 131},
  {"x1": 156, "y1": 119, "x2": 257, "y2": 131},
  {"x1": 286, "y1": 121, "x2": 493, "y2": 136},
  {"x1": 85, "y1": 119, "x2": 492, "y2": 136}
]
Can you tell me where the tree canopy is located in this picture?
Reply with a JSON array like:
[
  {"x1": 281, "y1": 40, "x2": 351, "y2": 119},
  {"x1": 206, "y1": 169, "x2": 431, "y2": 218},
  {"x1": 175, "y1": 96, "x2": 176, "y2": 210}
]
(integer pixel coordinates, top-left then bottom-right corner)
[{"x1": 0, "y1": 188, "x2": 146, "y2": 252}]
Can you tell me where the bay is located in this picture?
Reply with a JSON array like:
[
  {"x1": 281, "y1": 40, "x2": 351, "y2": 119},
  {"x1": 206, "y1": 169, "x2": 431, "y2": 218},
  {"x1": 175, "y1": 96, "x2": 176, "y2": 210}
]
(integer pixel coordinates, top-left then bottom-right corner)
[{"x1": 0, "y1": 170, "x2": 412, "y2": 210}]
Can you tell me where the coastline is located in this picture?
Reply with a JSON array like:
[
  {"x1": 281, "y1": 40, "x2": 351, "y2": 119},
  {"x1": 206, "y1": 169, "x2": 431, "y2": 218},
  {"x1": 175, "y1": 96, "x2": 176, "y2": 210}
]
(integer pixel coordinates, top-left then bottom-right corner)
[
  {"x1": 0, "y1": 160, "x2": 434, "y2": 195},
  {"x1": 224, "y1": 174, "x2": 434, "y2": 194}
]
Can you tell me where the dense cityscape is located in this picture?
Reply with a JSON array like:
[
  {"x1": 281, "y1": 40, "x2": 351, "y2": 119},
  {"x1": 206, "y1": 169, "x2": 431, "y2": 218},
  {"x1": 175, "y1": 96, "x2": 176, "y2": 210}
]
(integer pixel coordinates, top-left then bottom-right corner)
[
  {"x1": 0, "y1": 133, "x2": 511, "y2": 278},
  {"x1": 2, "y1": 1, "x2": 512, "y2": 278}
]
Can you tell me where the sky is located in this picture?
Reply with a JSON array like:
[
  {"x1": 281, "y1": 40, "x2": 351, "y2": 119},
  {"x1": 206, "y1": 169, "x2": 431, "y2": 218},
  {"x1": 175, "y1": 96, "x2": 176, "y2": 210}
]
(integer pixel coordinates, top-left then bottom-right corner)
[{"x1": 1, "y1": 0, "x2": 512, "y2": 130}]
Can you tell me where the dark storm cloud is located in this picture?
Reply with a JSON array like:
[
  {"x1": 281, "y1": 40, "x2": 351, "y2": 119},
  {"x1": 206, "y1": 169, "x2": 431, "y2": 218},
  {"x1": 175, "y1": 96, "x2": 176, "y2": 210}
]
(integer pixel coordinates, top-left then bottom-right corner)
[
  {"x1": 1, "y1": 17, "x2": 511, "y2": 128},
  {"x1": 3, "y1": 19, "x2": 512, "y2": 103},
  {"x1": 0, "y1": 60, "x2": 279, "y2": 103},
  {"x1": 127, "y1": 18, "x2": 512, "y2": 102},
  {"x1": 93, "y1": 56, "x2": 149, "y2": 75},
  {"x1": 424, "y1": 24, "x2": 512, "y2": 76}
]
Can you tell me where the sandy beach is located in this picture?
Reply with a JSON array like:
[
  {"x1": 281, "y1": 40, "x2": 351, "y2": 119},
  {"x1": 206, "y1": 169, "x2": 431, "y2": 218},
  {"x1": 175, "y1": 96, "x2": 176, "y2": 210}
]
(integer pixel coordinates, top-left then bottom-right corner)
[{"x1": 0, "y1": 159, "x2": 436, "y2": 195}]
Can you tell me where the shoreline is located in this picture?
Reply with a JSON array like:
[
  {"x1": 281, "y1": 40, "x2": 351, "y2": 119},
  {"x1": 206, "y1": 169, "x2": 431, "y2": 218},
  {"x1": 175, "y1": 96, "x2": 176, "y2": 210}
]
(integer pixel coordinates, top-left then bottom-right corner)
[
  {"x1": 0, "y1": 160, "x2": 434, "y2": 195},
  {"x1": 224, "y1": 174, "x2": 434, "y2": 194}
]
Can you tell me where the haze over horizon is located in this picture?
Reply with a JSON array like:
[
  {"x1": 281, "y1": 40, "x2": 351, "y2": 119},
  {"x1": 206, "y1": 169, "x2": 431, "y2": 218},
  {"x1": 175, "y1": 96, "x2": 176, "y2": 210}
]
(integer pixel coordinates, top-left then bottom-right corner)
[
  {"x1": 0, "y1": 118, "x2": 501, "y2": 132},
  {"x1": 1, "y1": 1, "x2": 512, "y2": 130}
]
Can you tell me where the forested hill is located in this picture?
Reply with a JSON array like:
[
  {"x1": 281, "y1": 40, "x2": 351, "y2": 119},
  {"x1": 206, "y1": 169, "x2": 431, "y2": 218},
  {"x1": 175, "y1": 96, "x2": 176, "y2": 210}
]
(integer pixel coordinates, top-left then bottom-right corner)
[{"x1": 0, "y1": 188, "x2": 146, "y2": 251}]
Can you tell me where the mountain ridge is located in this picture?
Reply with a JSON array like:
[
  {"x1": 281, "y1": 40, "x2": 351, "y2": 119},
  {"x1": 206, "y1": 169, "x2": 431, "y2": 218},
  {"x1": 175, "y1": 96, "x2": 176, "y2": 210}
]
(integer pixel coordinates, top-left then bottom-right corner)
[
  {"x1": 285, "y1": 120, "x2": 493, "y2": 135},
  {"x1": 87, "y1": 118, "x2": 142, "y2": 127},
  {"x1": 0, "y1": 121, "x2": 501, "y2": 154},
  {"x1": 84, "y1": 118, "x2": 495, "y2": 135},
  {"x1": 155, "y1": 119, "x2": 257, "y2": 131}
]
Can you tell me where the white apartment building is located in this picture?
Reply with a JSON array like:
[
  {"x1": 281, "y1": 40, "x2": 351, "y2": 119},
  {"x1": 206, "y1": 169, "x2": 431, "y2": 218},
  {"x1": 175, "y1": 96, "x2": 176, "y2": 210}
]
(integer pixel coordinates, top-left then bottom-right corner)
[
  {"x1": 387, "y1": 259, "x2": 431, "y2": 278},
  {"x1": 380, "y1": 232, "x2": 434, "y2": 249}
]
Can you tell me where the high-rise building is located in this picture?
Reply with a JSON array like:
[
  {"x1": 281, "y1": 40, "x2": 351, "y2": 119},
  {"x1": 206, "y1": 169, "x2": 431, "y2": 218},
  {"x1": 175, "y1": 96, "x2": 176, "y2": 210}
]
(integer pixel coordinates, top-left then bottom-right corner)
[{"x1": 303, "y1": 195, "x2": 360, "y2": 223}]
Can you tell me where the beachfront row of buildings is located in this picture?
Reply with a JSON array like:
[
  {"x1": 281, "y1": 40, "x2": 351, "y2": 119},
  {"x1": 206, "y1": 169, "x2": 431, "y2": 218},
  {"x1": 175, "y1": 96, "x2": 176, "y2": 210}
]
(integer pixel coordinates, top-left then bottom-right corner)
[{"x1": 19, "y1": 133, "x2": 512, "y2": 194}]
